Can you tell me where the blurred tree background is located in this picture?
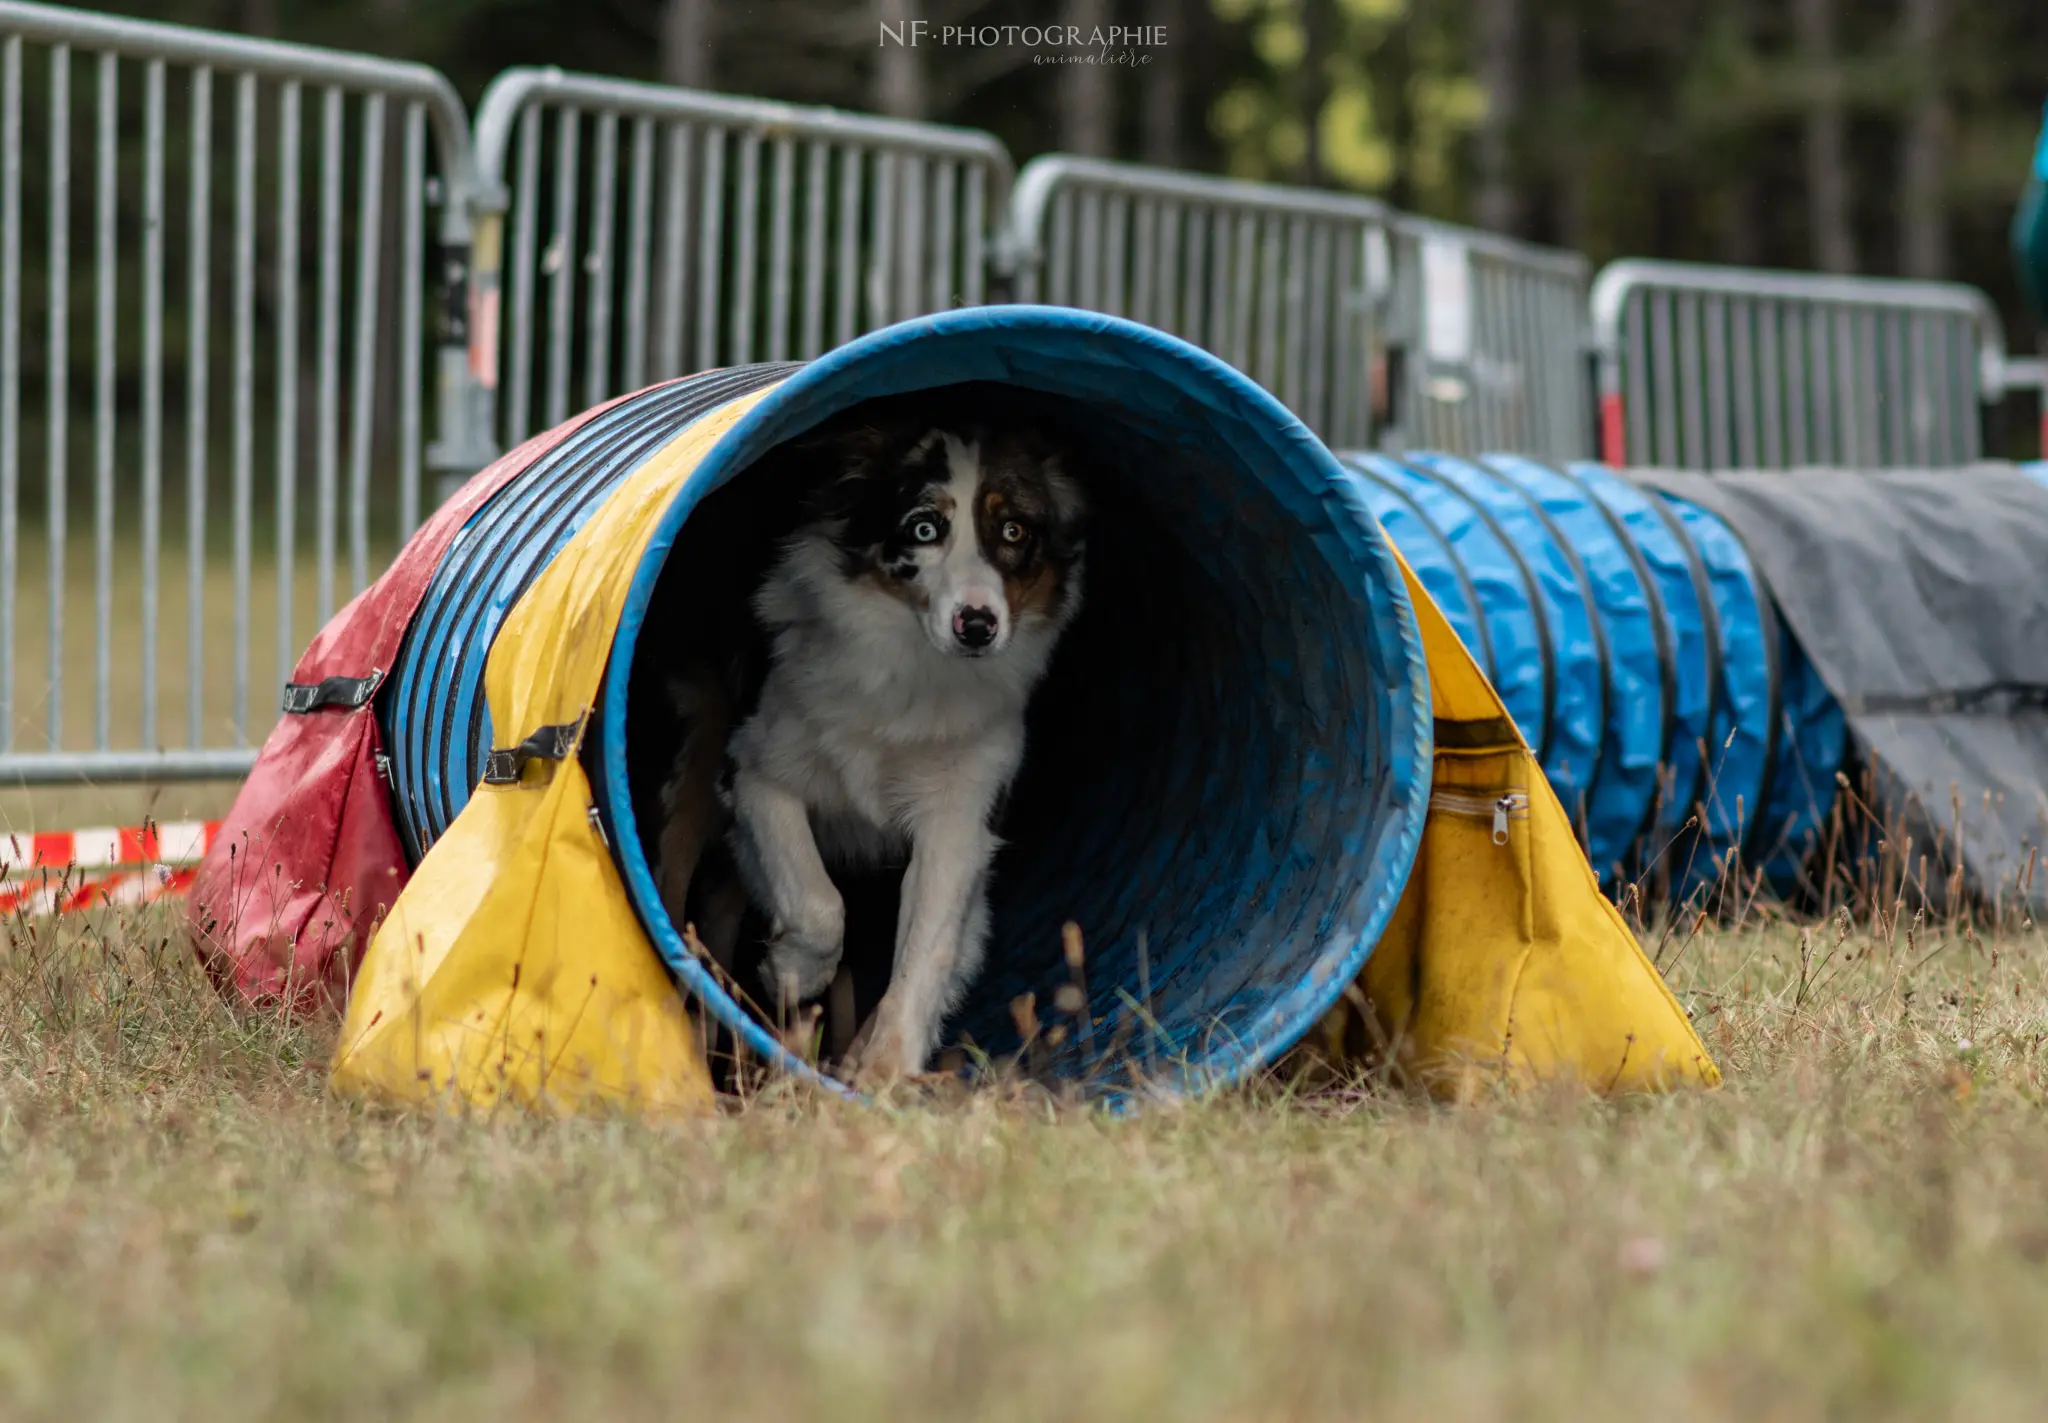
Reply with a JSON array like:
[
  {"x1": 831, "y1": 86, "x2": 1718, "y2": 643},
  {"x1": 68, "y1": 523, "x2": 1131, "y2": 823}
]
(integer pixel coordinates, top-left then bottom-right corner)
[{"x1": 85, "y1": 0, "x2": 2048, "y2": 346}]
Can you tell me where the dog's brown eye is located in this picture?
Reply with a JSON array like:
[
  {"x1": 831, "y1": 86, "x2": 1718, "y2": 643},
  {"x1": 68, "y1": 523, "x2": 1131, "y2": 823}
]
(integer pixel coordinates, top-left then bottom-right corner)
[{"x1": 1001, "y1": 520, "x2": 1028, "y2": 545}]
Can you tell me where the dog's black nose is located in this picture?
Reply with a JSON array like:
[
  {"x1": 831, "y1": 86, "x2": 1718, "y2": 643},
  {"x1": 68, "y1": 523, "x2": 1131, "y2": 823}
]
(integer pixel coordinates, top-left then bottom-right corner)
[{"x1": 953, "y1": 605, "x2": 998, "y2": 649}]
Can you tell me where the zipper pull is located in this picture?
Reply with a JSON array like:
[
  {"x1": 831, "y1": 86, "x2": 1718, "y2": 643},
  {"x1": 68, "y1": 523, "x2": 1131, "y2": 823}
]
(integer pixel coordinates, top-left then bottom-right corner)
[
  {"x1": 1493, "y1": 796, "x2": 1512, "y2": 844},
  {"x1": 373, "y1": 752, "x2": 393, "y2": 785}
]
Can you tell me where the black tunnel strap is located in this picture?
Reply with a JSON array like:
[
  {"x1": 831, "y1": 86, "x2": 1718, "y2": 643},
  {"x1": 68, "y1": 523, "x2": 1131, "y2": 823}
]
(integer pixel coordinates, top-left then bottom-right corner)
[
  {"x1": 281, "y1": 668, "x2": 383, "y2": 714},
  {"x1": 482, "y1": 715, "x2": 587, "y2": 786},
  {"x1": 1433, "y1": 716, "x2": 1523, "y2": 752},
  {"x1": 1843, "y1": 684, "x2": 2048, "y2": 716}
]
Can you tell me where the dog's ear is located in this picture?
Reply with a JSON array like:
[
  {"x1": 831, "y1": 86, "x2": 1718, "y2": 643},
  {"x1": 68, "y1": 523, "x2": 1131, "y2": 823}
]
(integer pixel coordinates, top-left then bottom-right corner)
[{"x1": 790, "y1": 418, "x2": 914, "y2": 522}]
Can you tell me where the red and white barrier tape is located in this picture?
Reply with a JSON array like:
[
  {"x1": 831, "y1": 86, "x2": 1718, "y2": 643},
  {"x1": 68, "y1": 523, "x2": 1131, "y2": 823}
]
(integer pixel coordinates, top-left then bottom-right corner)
[{"x1": 0, "y1": 820, "x2": 221, "y2": 918}]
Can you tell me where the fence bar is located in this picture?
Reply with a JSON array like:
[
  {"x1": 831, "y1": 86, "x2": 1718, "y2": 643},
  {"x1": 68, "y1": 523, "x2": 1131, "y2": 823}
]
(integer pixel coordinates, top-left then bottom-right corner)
[
  {"x1": 730, "y1": 129, "x2": 759, "y2": 364},
  {"x1": 92, "y1": 51, "x2": 113, "y2": 751},
  {"x1": 621, "y1": 115, "x2": 652, "y2": 391},
  {"x1": 231, "y1": 70, "x2": 252, "y2": 741},
  {"x1": 348, "y1": 93, "x2": 385, "y2": 594},
  {"x1": 186, "y1": 65, "x2": 210, "y2": 745},
  {"x1": 654, "y1": 120, "x2": 687, "y2": 382},
  {"x1": 315, "y1": 84, "x2": 342, "y2": 625},
  {"x1": 543, "y1": 104, "x2": 578, "y2": 431},
  {"x1": 399, "y1": 99, "x2": 423, "y2": 541},
  {"x1": 834, "y1": 145, "x2": 858, "y2": 348},
  {"x1": 800, "y1": 140, "x2": 826, "y2": 359},
  {"x1": 0, "y1": 36, "x2": 18, "y2": 754},
  {"x1": 584, "y1": 110, "x2": 618, "y2": 410},
  {"x1": 44, "y1": 43, "x2": 63, "y2": 749},
  {"x1": 694, "y1": 127, "x2": 722, "y2": 373},
  {"x1": 141, "y1": 57, "x2": 164, "y2": 747},
  {"x1": 275, "y1": 79, "x2": 300, "y2": 704},
  {"x1": 504, "y1": 106, "x2": 538, "y2": 441},
  {"x1": 766, "y1": 134, "x2": 793, "y2": 362}
]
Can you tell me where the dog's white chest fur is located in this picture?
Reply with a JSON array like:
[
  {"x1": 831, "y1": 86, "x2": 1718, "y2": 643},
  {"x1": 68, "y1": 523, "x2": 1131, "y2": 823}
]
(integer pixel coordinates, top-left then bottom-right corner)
[{"x1": 733, "y1": 535, "x2": 1039, "y2": 866}]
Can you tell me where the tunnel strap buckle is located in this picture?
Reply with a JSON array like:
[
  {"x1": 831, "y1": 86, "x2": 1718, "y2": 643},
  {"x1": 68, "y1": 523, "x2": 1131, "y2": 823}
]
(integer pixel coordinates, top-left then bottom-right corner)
[
  {"x1": 281, "y1": 669, "x2": 384, "y2": 715},
  {"x1": 482, "y1": 714, "x2": 588, "y2": 787}
]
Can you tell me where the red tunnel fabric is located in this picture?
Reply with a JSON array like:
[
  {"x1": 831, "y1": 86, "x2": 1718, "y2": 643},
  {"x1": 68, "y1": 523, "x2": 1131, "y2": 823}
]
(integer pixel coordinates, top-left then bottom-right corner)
[{"x1": 187, "y1": 389, "x2": 649, "y2": 1013}]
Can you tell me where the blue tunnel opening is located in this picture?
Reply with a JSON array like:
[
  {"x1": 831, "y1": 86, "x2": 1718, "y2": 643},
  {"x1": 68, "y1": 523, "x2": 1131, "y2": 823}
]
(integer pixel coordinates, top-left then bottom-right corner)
[{"x1": 377, "y1": 308, "x2": 1434, "y2": 1095}]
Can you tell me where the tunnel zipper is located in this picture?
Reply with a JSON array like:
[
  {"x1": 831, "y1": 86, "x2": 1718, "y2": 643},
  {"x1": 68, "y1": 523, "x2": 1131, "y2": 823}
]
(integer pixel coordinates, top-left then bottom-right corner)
[{"x1": 1429, "y1": 788, "x2": 1530, "y2": 845}]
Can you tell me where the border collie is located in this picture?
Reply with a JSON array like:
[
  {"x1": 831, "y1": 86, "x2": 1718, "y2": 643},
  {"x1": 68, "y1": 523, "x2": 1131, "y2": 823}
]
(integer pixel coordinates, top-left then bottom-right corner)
[{"x1": 656, "y1": 407, "x2": 1087, "y2": 1086}]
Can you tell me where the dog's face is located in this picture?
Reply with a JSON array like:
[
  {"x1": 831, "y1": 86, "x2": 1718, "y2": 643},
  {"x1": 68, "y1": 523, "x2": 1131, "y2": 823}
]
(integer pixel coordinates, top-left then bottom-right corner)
[{"x1": 806, "y1": 421, "x2": 1088, "y2": 659}]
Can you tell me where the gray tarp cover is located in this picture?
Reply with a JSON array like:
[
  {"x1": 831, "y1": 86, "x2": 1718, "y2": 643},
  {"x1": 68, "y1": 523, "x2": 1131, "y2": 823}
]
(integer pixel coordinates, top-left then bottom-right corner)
[{"x1": 1628, "y1": 465, "x2": 2048, "y2": 911}]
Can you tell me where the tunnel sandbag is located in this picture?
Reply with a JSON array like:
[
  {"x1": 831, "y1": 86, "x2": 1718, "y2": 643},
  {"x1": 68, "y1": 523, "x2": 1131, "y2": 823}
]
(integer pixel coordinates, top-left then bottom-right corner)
[
  {"x1": 1341, "y1": 452, "x2": 1842, "y2": 900},
  {"x1": 345, "y1": 306, "x2": 1435, "y2": 1100},
  {"x1": 1300, "y1": 547, "x2": 1722, "y2": 1098},
  {"x1": 1629, "y1": 467, "x2": 2048, "y2": 915}
]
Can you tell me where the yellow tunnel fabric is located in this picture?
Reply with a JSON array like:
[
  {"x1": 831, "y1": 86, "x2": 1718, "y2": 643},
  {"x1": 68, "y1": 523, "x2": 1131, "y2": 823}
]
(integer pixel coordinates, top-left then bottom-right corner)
[
  {"x1": 331, "y1": 405, "x2": 1716, "y2": 1113},
  {"x1": 330, "y1": 388, "x2": 780, "y2": 1119},
  {"x1": 1301, "y1": 548, "x2": 1722, "y2": 1098}
]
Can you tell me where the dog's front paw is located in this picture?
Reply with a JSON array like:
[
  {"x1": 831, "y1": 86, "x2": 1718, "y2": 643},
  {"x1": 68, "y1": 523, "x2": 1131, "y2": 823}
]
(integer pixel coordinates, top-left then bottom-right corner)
[
  {"x1": 841, "y1": 1005, "x2": 929, "y2": 1089},
  {"x1": 760, "y1": 896, "x2": 845, "y2": 1006}
]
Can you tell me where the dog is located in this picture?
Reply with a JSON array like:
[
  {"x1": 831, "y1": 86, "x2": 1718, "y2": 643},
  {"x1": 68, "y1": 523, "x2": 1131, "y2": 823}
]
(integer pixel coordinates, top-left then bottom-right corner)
[{"x1": 654, "y1": 401, "x2": 1088, "y2": 1086}]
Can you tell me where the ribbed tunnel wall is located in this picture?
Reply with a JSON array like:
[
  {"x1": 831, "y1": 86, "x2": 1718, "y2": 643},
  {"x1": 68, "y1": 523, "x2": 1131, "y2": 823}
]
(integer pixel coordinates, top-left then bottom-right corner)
[
  {"x1": 1342, "y1": 452, "x2": 1848, "y2": 901},
  {"x1": 374, "y1": 308, "x2": 1433, "y2": 1093}
]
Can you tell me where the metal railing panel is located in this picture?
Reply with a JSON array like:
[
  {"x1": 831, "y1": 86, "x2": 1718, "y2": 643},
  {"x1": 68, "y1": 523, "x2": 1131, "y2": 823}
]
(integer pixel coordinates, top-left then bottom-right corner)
[
  {"x1": 0, "y1": 0, "x2": 476, "y2": 783},
  {"x1": 469, "y1": 67, "x2": 1013, "y2": 452},
  {"x1": 1591, "y1": 257, "x2": 2007, "y2": 470}
]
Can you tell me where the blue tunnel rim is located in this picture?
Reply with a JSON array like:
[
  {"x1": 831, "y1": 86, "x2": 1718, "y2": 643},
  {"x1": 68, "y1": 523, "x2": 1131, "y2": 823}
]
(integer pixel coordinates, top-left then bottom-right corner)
[{"x1": 592, "y1": 305, "x2": 1436, "y2": 1098}]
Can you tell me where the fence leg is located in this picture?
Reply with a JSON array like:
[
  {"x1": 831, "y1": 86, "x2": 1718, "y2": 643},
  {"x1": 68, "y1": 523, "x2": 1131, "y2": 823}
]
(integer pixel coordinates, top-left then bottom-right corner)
[{"x1": 427, "y1": 203, "x2": 501, "y2": 507}]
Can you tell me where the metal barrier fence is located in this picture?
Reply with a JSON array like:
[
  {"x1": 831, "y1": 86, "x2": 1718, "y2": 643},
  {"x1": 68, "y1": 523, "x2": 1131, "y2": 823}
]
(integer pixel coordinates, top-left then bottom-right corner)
[
  {"x1": 1381, "y1": 215, "x2": 1591, "y2": 462},
  {"x1": 0, "y1": 2, "x2": 2039, "y2": 790},
  {"x1": 0, "y1": 0, "x2": 475, "y2": 784},
  {"x1": 466, "y1": 67, "x2": 1013, "y2": 457},
  {"x1": 1001, "y1": 155, "x2": 1592, "y2": 459},
  {"x1": 1003, "y1": 155, "x2": 1394, "y2": 449},
  {"x1": 1590, "y1": 259, "x2": 2007, "y2": 470}
]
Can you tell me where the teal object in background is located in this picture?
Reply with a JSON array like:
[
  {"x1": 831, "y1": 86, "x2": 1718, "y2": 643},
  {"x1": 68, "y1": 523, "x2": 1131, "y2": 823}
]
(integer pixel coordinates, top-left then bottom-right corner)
[{"x1": 2016, "y1": 100, "x2": 2048, "y2": 323}]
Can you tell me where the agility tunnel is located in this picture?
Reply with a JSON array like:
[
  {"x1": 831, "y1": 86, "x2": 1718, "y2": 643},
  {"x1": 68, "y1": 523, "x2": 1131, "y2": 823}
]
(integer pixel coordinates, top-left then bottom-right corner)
[
  {"x1": 1338, "y1": 453, "x2": 1848, "y2": 901},
  {"x1": 190, "y1": 305, "x2": 1714, "y2": 1113},
  {"x1": 1619, "y1": 465, "x2": 2048, "y2": 918}
]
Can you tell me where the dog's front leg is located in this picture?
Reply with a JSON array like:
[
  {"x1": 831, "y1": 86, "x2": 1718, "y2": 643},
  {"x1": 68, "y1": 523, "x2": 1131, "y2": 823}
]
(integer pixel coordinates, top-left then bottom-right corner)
[
  {"x1": 847, "y1": 807, "x2": 995, "y2": 1084},
  {"x1": 729, "y1": 768, "x2": 844, "y2": 1008}
]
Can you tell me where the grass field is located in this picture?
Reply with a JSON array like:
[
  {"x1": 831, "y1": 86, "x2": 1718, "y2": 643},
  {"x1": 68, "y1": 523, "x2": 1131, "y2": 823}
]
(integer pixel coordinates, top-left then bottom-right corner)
[
  {"x1": 5, "y1": 530, "x2": 2046, "y2": 1418},
  {"x1": 0, "y1": 893, "x2": 2044, "y2": 1421}
]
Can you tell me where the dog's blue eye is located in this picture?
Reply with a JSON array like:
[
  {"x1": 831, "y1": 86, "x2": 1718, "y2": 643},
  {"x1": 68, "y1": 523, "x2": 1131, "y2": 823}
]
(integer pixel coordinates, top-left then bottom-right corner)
[{"x1": 909, "y1": 518, "x2": 942, "y2": 544}]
